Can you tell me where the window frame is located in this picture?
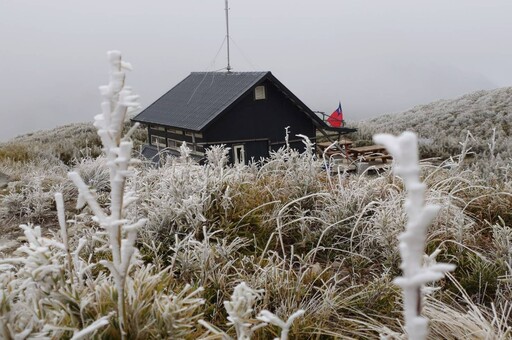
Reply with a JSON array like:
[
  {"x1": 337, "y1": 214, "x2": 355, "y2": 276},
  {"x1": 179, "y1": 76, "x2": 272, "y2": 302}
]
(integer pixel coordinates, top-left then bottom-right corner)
[
  {"x1": 167, "y1": 138, "x2": 182, "y2": 149},
  {"x1": 254, "y1": 85, "x2": 266, "y2": 100},
  {"x1": 150, "y1": 125, "x2": 166, "y2": 132},
  {"x1": 233, "y1": 144, "x2": 245, "y2": 164},
  {"x1": 168, "y1": 128, "x2": 182, "y2": 135},
  {"x1": 151, "y1": 135, "x2": 166, "y2": 147}
]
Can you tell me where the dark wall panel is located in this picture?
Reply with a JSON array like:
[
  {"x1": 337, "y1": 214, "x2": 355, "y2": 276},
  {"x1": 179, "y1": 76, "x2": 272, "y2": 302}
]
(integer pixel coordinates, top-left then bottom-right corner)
[
  {"x1": 204, "y1": 79, "x2": 316, "y2": 145},
  {"x1": 244, "y1": 140, "x2": 269, "y2": 163}
]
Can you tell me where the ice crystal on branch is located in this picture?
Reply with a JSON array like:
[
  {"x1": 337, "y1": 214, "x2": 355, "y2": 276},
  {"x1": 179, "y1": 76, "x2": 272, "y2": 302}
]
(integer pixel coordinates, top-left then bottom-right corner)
[
  {"x1": 199, "y1": 281, "x2": 304, "y2": 340},
  {"x1": 67, "y1": 51, "x2": 146, "y2": 339},
  {"x1": 374, "y1": 132, "x2": 456, "y2": 340},
  {"x1": 257, "y1": 309, "x2": 305, "y2": 340},
  {"x1": 224, "y1": 282, "x2": 265, "y2": 338}
]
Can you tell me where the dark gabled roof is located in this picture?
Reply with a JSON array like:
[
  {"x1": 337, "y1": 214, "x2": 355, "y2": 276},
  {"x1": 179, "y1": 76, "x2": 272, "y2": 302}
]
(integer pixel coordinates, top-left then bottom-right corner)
[
  {"x1": 132, "y1": 70, "x2": 355, "y2": 134},
  {"x1": 132, "y1": 71, "x2": 268, "y2": 131}
]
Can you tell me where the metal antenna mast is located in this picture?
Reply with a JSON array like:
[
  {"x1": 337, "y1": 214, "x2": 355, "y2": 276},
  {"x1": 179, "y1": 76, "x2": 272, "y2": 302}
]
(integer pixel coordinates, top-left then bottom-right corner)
[{"x1": 225, "y1": 0, "x2": 232, "y2": 72}]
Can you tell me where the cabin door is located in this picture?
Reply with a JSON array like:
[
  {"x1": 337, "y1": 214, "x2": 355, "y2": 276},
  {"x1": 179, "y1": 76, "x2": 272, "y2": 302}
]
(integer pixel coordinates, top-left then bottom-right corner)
[{"x1": 233, "y1": 144, "x2": 245, "y2": 164}]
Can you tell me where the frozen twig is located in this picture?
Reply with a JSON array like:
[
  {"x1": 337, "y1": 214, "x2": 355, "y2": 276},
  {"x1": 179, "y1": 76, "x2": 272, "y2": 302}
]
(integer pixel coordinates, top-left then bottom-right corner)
[
  {"x1": 374, "y1": 132, "x2": 455, "y2": 340},
  {"x1": 64, "y1": 51, "x2": 144, "y2": 339},
  {"x1": 70, "y1": 313, "x2": 113, "y2": 340},
  {"x1": 200, "y1": 282, "x2": 265, "y2": 339},
  {"x1": 257, "y1": 309, "x2": 305, "y2": 340},
  {"x1": 55, "y1": 193, "x2": 73, "y2": 278},
  {"x1": 199, "y1": 282, "x2": 304, "y2": 340},
  {"x1": 224, "y1": 282, "x2": 265, "y2": 339}
]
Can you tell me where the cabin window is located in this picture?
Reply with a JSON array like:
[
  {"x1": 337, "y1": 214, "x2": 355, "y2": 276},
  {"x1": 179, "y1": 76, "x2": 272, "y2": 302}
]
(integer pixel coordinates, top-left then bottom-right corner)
[
  {"x1": 185, "y1": 131, "x2": 202, "y2": 138},
  {"x1": 168, "y1": 128, "x2": 182, "y2": 135},
  {"x1": 167, "y1": 138, "x2": 182, "y2": 149},
  {"x1": 151, "y1": 135, "x2": 166, "y2": 147},
  {"x1": 185, "y1": 131, "x2": 197, "y2": 137},
  {"x1": 151, "y1": 125, "x2": 166, "y2": 131},
  {"x1": 254, "y1": 86, "x2": 266, "y2": 100},
  {"x1": 233, "y1": 145, "x2": 245, "y2": 164}
]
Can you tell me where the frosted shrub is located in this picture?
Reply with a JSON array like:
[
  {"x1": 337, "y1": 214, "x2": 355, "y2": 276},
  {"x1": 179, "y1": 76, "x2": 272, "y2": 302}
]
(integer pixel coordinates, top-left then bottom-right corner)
[
  {"x1": 131, "y1": 159, "x2": 215, "y2": 247},
  {"x1": 206, "y1": 144, "x2": 231, "y2": 171},
  {"x1": 167, "y1": 227, "x2": 247, "y2": 285},
  {"x1": 0, "y1": 223, "x2": 75, "y2": 338},
  {"x1": 257, "y1": 309, "x2": 305, "y2": 340},
  {"x1": 1, "y1": 164, "x2": 70, "y2": 222},
  {"x1": 259, "y1": 134, "x2": 323, "y2": 197},
  {"x1": 13, "y1": 224, "x2": 65, "y2": 294},
  {"x1": 359, "y1": 188, "x2": 407, "y2": 263},
  {"x1": 74, "y1": 156, "x2": 110, "y2": 193},
  {"x1": 131, "y1": 144, "x2": 256, "y2": 252}
]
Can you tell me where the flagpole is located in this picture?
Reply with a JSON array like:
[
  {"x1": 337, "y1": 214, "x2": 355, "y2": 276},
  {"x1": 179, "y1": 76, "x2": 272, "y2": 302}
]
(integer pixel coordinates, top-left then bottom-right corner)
[{"x1": 225, "y1": 0, "x2": 232, "y2": 72}]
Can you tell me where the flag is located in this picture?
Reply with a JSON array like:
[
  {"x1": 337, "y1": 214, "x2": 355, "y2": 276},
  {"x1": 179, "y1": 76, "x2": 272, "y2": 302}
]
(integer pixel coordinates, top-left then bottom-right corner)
[{"x1": 327, "y1": 102, "x2": 344, "y2": 127}]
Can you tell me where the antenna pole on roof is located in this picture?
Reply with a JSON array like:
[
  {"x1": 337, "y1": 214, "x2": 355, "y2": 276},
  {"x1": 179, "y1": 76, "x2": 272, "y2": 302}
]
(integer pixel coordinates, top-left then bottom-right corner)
[{"x1": 225, "y1": 0, "x2": 232, "y2": 72}]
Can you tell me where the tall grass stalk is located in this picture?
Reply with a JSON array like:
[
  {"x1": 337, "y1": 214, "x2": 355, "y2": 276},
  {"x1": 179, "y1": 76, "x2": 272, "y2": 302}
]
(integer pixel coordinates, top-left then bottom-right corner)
[
  {"x1": 67, "y1": 51, "x2": 145, "y2": 339},
  {"x1": 374, "y1": 132, "x2": 456, "y2": 339}
]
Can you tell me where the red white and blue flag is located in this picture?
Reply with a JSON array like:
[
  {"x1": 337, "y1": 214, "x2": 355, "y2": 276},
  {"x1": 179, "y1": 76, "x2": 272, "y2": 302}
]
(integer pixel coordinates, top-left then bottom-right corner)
[{"x1": 327, "y1": 102, "x2": 344, "y2": 127}]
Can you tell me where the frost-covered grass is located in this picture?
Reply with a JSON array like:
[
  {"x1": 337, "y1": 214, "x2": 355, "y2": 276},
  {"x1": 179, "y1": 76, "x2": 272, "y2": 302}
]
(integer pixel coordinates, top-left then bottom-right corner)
[
  {"x1": 0, "y1": 55, "x2": 511, "y2": 338},
  {"x1": 1, "y1": 139, "x2": 509, "y2": 338}
]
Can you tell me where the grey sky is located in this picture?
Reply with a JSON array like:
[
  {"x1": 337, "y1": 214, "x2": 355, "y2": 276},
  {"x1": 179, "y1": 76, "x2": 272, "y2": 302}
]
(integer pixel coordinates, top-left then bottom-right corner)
[{"x1": 1, "y1": 0, "x2": 511, "y2": 141}]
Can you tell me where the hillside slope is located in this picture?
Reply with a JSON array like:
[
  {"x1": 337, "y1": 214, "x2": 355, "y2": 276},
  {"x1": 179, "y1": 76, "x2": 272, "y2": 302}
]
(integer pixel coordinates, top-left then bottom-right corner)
[
  {"x1": 355, "y1": 87, "x2": 512, "y2": 158},
  {"x1": 0, "y1": 122, "x2": 147, "y2": 167}
]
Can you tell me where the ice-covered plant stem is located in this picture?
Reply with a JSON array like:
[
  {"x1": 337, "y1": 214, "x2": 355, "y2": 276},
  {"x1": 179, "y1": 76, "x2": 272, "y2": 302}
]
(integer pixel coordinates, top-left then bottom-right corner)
[
  {"x1": 199, "y1": 282, "x2": 266, "y2": 339},
  {"x1": 199, "y1": 282, "x2": 304, "y2": 340},
  {"x1": 373, "y1": 132, "x2": 455, "y2": 340},
  {"x1": 257, "y1": 309, "x2": 305, "y2": 340},
  {"x1": 68, "y1": 51, "x2": 145, "y2": 339}
]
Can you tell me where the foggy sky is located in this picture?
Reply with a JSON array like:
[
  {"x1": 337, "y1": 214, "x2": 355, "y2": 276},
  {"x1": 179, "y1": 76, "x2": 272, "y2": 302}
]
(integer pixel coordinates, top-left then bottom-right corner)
[{"x1": 1, "y1": 0, "x2": 511, "y2": 141}]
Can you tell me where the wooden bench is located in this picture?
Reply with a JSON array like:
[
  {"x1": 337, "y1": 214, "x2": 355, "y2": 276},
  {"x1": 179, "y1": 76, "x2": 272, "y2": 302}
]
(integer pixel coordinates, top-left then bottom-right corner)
[{"x1": 362, "y1": 154, "x2": 393, "y2": 163}]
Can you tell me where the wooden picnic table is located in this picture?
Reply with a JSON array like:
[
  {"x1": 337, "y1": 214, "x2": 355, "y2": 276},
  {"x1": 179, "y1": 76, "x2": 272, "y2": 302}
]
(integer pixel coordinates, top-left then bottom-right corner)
[
  {"x1": 349, "y1": 145, "x2": 386, "y2": 155},
  {"x1": 317, "y1": 140, "x2": 354, "y2": 159},
  {"x1": 349, "y1": 145, "x2": 392, "y2": 163}
]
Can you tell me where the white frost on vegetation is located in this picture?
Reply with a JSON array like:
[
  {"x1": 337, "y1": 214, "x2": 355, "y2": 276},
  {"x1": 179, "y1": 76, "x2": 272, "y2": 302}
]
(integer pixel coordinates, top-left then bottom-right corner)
[
  {"x1": 257, "y1": 309, "x2": 305, "y2": 340},
  {"x1": 354, "y1": 87, "x2": 512, "y2": 181},
  {"x1": 1, "y1": 52, "x2": 511, "y2": 339},
  {"x1": 65, "y1": 51, "x2": 146, "y2": 339},
  {"x1": 374, "y1": 132, "x2": 456, "y2": 340},
  {"x1": 200, "y1": 281, "x2": 304, "y2": 340}
]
